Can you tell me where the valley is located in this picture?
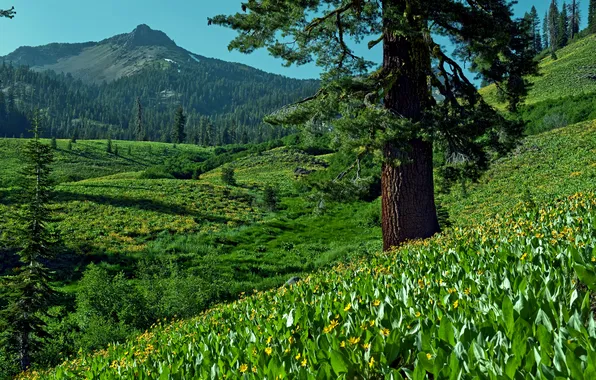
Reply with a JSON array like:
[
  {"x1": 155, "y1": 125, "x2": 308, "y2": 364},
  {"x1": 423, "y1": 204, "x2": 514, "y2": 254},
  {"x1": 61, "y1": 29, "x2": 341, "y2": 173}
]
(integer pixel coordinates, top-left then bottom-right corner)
[{"x1": 2, "y1": 1, "x2": 596, "y2": 379}]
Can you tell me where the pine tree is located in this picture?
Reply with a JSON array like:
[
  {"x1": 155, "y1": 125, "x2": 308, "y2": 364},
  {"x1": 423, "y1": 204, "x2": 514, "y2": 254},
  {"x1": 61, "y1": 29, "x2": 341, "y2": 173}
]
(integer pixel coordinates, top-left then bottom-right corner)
[
  {"x1": 50, "y1": 136, "x2": 57, "y2": 149},
  {"x1": 543, "y1": 11, "x2": 550, "y2": 49},
  {"x1": 221, "y1": 165, "x2": 236, "y2": 186},
  {"x1": 106, "y1": 137, "x2": 113, "y2": 153},
  {"x1": 263, "y1": 185, "x2": 278, "y2": 211},
  {"x1": 590, "y1": 0, "x2": 596, "y2": 33},
  {"x1": 549, "y1": 1, "x2": 561, "y2": 50},
  {"x1": 559, "y1": 2, "x2": 569, "y2": 47},
  {"x1": 530, "y1": 6, "x2": 542, "y2": 53},
  {"x1": 171, "y1": 106, "x2": 187, "y2": 144},
  {"x1": 0, "y1": 111, "x2": 56, "y2": 371},
  {"x1": 133, "y1": 97, "x2": 144, "y2": 141},
  {"x1": 211, "y1": 0, "x2": 537, "y2": 248},
  {"x1": 568, "y1": 0, "x2": 581, "y2": 39}
]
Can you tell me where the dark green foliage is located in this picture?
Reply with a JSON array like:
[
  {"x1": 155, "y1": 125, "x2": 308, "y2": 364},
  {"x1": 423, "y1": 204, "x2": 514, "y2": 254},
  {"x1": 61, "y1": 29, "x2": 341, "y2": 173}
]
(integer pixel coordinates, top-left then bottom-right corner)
[
  {"x1": 520, "y1": 92, "x2": 596, "y2": 134},
  {"x1": 568, "y1": 1, "x2": 581, "y2": 40},
  {"x1": 0, "y1": 6, "x2": 15, "y2": 19},
  {"x1": 70, "y1": 129, "x2": 78, "y2": 143},
  {"x1": 50, "y1": 137, "x2": 57, "y2": 150},
  {"x1": 559, "y1": 2, "x2": 569, "y2": 47},
  {"x1": 106, "y1": 138, "x2": 112, "y2": 153},
  {"x1": 171, "y1": 106, "x2": 187, "y2": 144},
  {"x1": 67, "y1": 141, "x2": 72, "y2": 151},
  {"x1": 263, "y1": 185, "x2": 278, "y2": 211},
  {"x1": 549, "y1": 1, "x2": 561, "y2": 50},
  {"x1": 132, "y1": 97, "x2": 144, "y2": 141},
  {"x1": 221, "y1": 165, "x2": 236, "y2": 186},
  {"x1": 590, "y1": 0, "x2": 596, "y2": 33},
  {"x1": 0, "y1": 112, "x2": 56, "y2": 372},
  {"x1": 211, "y1": 0, "x2": 537, "y2": 197},
  {"x1": 544, "y1": 11, "x2": 551, "y2": 49},
  {"x1": 113, "y1": 144, "x2": 118, "y2": 156},
  {"x1": 0, "y1": 60, "x2": 317, "y2": 144}
]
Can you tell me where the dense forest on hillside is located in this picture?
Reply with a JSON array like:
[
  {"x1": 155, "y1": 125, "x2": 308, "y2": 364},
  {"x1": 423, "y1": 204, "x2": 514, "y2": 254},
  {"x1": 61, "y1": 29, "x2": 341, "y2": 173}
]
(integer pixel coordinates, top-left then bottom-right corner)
[{"x1": 0, "y1": 62, "x2": 317, "y2": 143}]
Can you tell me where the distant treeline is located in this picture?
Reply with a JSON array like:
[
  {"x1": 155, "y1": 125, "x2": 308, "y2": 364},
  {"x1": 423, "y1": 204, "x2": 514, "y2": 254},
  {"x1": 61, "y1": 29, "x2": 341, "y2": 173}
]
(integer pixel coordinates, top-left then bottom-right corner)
[{"x1": 0, "y1": 62, "x2": 317, "y2": 144}]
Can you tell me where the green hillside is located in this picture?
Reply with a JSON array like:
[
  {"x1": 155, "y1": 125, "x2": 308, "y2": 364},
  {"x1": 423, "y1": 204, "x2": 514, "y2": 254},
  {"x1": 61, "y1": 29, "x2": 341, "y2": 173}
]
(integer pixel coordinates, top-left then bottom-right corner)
[
  {"x1": 18, "y1": 121, "x2": 596, "y2": 379},
  {"x1": 480, "y1": 35, "x2": 596, "y2": 106},
  {"x1": 480, "y1": 35, "x2": 596, "y2": 134},
  {"x1": 0, "y1": 139, "x2": 209, "y2": 188}
]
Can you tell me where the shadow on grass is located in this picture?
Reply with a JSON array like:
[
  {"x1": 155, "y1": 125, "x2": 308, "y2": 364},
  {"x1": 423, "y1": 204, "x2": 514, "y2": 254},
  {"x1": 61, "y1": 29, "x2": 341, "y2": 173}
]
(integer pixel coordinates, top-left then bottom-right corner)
[{"x1": 54, "y1": 190, "x2": 231, "y2": 224}]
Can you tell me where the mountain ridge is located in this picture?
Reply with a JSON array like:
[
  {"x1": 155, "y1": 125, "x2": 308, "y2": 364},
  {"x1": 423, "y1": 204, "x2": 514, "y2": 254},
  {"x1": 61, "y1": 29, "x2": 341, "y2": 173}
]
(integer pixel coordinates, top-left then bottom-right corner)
[{"x1": 1, "y1": 24, "x2": 311, "y2": 84}]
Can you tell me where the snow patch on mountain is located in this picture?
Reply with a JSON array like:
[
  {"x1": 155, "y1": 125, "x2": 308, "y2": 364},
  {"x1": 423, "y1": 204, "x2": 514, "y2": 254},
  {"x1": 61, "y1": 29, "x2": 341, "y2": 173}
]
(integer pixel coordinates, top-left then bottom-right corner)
[{"x1": 189, "y1": 54, "x2": 201, "y2": 63}]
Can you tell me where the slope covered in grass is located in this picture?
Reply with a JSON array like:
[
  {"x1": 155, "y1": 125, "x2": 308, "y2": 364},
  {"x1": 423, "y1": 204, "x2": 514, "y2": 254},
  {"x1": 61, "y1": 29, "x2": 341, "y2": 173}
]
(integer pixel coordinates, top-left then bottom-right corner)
[
  {"x1": 24, "y1": 191, "x2": 596, "y2": 379},
  {"x1": 0, "y1": 139, "x2": 210, "y2": 188},
  {"x1": 20, "y1": 120, "x2": 596, "y2": 378},
  {"x1": 440, "y1": 120, "x2": 596, "y2": 226},
  {"x1": 480, "y1": 35, "x2": 596, "y2": 106}
]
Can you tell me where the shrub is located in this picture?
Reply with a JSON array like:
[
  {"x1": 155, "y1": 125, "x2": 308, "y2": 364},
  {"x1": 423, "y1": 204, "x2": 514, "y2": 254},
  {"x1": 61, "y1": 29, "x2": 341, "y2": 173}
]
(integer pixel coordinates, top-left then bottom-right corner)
[{"x1": 221, "y1": 165, "x2": 236, "y2": 186}]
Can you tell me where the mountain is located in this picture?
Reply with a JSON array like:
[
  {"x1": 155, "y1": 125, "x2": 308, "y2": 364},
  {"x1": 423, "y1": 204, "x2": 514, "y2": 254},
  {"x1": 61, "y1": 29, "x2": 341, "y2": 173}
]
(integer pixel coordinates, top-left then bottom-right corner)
[{"x1": 0, "y1": 25, "x2": 319, "y2": 142}]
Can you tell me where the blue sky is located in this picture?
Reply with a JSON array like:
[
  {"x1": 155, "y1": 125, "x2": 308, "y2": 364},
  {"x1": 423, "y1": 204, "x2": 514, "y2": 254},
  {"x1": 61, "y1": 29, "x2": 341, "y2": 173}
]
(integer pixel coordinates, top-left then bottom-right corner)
[{"x1": 0, "y1": 1, "x2": 590, "y2": 80}]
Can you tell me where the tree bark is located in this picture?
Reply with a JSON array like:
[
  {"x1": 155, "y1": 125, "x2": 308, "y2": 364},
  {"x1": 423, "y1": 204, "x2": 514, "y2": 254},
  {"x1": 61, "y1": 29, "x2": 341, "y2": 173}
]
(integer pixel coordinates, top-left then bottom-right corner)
[{"x1": 381, "y1": 0, "x2": 440, "y2": 250}]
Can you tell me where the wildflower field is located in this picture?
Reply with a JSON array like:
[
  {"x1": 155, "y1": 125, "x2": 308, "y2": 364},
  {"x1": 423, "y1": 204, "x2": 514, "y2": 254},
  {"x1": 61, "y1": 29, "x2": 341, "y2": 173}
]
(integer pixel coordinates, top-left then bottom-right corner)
[
  {"x1": 24, "y1": 190, "x2": 596, "y2": 379},
  {"x1": 3, "y1": 117, "x2": 596, "y2": 379}
]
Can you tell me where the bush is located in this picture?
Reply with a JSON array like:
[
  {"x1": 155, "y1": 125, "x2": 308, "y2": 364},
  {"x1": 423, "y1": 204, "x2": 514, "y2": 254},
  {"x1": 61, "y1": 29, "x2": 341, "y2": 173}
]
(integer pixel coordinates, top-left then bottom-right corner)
[
  {"x1": 221, "y1": 165, "x2": 236, "y2": 186},
  {"x1": 542, "y1": 113, "x2": 569, "y2": 131},
  {"x1": 139, "y1": 166, "x2": 175, "y2": 179},
  {"x1": 263, "y1": 185, "x2": 278, "y2": 211}
]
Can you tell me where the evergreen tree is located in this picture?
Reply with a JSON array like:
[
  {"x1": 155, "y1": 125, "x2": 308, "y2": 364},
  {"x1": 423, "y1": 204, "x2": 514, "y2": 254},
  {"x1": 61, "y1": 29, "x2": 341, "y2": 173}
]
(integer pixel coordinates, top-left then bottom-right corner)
[
  {"x1": 568, "y1": 0, "x2": 581, "y2": 39},
  {"x1": 113, "y1": 144, "x2": 119, "y2": 156},
  {"x1": 530, "y1": 6, "x2": 542, "y2": 53},
  {"x1": 263, "y1": 185, "x2": 278, "y2": 211},
  {"x1": 221, "y1": 165, "x2": 236, "y2": 186},
  {"x1": 0, "y1": 90, "x2": 7, "y2": 125},
  {"x1": 559, "y1": 2, "x2": 569, "y2": 47},
  {"x1": 0, "y1": 111, "x2": 56, "y2": 371},
  {"x1": 67, "y1": 140, "x2": 72, "y2": 151},
  {"x1": 106, "y1": 137, "x2": 113, "y2": 153},
  {"x1": 543, "y1": 11, "x2": 550, "y2": 49},
  {"x1": 171, "y1": 106, "x2": 187, "y2": 144},
  {"x1": 549, "y1": 1, "x2": 561, "y2": 50},
  {"x1": 133, "y1": 97, "x2": 144, "y2": 141},
  {"x1": 70, "y1": 129, "x2": 78, "y2": 143},
  {"x1": 50, "y1": 136, "x2": 57, "y2": 149},
  {"x1": 211, "y1": 0, "x2": 537, "y2": 248},
  {"x1": 590, "y1": 0, "x2": 596, "y2": 33}
]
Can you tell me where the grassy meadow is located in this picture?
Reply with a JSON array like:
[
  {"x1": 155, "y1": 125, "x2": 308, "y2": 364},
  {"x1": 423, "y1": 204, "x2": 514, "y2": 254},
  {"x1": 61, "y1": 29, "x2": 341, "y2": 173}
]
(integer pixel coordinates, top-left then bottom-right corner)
[
  {"x1": 15, "y1": 119, "x2": 596, "y2": 378},
  {"x1": 0, "y1": 108, "x2": 593, "y2": 378}
]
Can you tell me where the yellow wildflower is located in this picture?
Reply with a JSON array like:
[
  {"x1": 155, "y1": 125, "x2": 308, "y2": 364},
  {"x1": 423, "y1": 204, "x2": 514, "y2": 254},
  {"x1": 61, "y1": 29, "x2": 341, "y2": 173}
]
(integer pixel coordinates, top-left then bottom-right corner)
[
  {"x1": 426, "y1": 353, "x2": 432, "y2": 360},
  {"x1": 453, "y1": 300, "x2": 459, "y2": 309},
  {"x1": 381, "y1": 328, "x2": 390, "y2": 337},
  {"x1": 239, "y1": 364, "x2": 248, "y2": 373},
  {"x1": 265, "y1": 347, "x2": 272, "y2": 356},
  {"x1": 301, "y1": 358, "x2": 307, "y2": 367},
  {"x1": 349, "y1": 337, "x2": 361, "y2": 345},
  {"x1": 369, "y1": 357, "x2": 375, "y2": 368},
  {"x1": 373, "y1": 299, "x2": 381, "y2": 307},
  {"x1": 340, "y1": 341, "x2": 346, "y2": 348},
  {"x1": 520, "y1": 253, "x2": 528, "y2": 261},
  {"x1": 295, "y1": 353, "x2": 301, "y2": 360},
  {"x1": 344, "y1": 303, "x2": 352, "y2": 312},
  {"x1": 415, "y1": 311, "x2": 421, "y2": 317}
]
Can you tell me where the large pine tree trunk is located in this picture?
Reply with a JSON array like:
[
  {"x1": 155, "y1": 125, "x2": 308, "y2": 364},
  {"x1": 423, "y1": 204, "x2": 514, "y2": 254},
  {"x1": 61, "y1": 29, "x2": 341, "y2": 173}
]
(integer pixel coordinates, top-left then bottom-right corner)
[{"x1": 381, "y1": 0, "x2": 440, "y2": 250}]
